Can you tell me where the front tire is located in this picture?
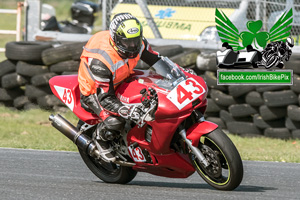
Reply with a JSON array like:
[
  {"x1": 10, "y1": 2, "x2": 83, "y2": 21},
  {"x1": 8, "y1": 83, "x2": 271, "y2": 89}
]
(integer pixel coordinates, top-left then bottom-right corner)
[{"x1": 189, "y1": 128, "x2": 243, "y2": 190}]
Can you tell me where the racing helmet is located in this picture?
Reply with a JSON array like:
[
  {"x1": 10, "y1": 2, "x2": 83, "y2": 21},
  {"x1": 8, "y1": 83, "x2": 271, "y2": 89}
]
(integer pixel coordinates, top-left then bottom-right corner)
[
  {"x1": 285, "y1": 37, "x2": 294, "y2": 50},
  {"x1": 109, "y1": 13, "x2": 143, "y2": 58}
]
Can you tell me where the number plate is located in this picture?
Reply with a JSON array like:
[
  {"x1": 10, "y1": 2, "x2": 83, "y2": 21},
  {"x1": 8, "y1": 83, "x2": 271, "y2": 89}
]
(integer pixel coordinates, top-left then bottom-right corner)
[
  {"x1": 166, "y1": 78, "x2": 205, "y2": 110},
  {"x1": 128, "y1": 146, "x2": 146, "y2": 162},
  {"x1": 54, "y1": 85, "x2": 74, "y2": 111}
]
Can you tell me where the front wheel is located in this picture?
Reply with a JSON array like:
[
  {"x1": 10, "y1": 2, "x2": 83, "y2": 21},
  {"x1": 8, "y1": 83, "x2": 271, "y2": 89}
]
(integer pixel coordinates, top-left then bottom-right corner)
[{"x1": 189, "y1": 128, "x2": 243, "y2": 190}]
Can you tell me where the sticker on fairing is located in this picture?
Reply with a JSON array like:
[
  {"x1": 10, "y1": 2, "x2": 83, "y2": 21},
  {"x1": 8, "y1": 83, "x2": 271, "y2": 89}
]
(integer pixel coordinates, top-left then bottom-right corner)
[
  {"x1": 166, "y1": 78, "x2": 205, "y2": 110},
  {"x1": 128, "y1": 146, "x2": 146, "y2": 162},
  {"x1": 54, "y1": 85, "x2": 74, "y2": 111}
]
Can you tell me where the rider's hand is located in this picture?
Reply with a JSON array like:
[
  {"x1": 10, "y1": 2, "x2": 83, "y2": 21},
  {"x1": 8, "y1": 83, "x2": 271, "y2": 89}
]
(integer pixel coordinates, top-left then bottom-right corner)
[
  {"x1": 118, "y1": 106, "x2": 130, "y2": 119},
  {"x1": 118, "y1": 105, "x2": 144, "y2": 121}
]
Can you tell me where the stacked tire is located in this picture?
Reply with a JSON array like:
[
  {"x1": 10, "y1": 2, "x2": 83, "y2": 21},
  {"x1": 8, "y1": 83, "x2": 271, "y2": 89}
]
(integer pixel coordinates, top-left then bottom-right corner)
[
  {"x1": 0, "y1": 41, "x2": 86, "y2": 110},
  {"x1": 135, "y1": 45, "x2": 200, "y2": 69}
]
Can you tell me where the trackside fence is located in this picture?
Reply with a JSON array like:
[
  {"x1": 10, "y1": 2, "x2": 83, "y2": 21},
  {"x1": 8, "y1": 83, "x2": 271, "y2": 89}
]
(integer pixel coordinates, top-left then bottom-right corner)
[{"x1": 0, "y1": 2, "x2": 24, "y2": 52}]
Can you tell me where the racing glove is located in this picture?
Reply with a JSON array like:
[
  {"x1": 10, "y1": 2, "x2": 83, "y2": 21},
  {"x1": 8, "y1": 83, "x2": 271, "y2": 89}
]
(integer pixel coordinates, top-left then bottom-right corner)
[{"x1": 118, "y1": 105, "x2": 144, "y2": 122}]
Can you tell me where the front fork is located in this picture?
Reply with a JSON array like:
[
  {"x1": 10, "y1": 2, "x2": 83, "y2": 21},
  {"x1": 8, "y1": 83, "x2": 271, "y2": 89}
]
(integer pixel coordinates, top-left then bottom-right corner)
[{"x1": 178, "y1": 125, "x2": 209, "y2": 168}]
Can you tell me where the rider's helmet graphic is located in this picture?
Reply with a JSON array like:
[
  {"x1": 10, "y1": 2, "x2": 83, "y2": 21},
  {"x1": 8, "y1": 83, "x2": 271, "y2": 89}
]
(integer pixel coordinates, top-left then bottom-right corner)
[
  {"x1": 109, "y1": 13, "x2": 143, "y2": 59},
  {"x1": 286, "y1": 37, "x2": 294, "y2": 50}
]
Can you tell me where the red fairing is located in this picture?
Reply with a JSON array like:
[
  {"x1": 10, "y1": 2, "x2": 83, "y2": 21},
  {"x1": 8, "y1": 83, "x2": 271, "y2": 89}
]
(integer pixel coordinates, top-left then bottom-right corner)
[
  {"x1": 157, "y1": 74, "x2": 208, "y2": 119},
  {"x1": 115, "y1": 70, "x2": 208, "y2": 119},
  {"x1": 127, "y1": 118, "x2": 195, "y2": 178},
  {"x1": 49, "y1": 75, "x2": 101, "y2": 125},
  {"x1": 132, "y1": 153, "x2": 195, "y2": 178},
  {"x1": 186, "y1": 121, "x2": 218, "y2": 147},
  {"x1": 127, "y1": 117, "x2": 187, "y2": 154}
]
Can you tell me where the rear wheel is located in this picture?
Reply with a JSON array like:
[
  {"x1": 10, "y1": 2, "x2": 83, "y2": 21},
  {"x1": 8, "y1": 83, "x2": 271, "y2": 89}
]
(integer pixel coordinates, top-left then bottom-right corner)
[
  {"x1": 252, "y1": 61, "x2": 258, "y2": 68},
  {"x1": 77, "y1": 122, "x2": 137, "y2": 184},
  {"x1": 189, "y1": 128, "x2": 243, "y2": 190},
  {"x1": 79, "y1": 149, "x2": 137, "y2": 184}
]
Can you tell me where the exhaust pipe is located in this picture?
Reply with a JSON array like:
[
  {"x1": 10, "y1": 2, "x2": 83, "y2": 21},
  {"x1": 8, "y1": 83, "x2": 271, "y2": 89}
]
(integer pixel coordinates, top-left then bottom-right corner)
[
  {"x1": 49, "y1": 114, "x2": 136, "y2": 166},
  {"x1": 49, "y1": 114, "x2": 100, "y2": 158}
]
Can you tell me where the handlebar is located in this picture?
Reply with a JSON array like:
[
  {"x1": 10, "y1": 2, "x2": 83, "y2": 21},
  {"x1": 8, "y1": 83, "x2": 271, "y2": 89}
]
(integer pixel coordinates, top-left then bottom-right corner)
[{"x1": 118, "y1": 87, "x2": 158, "y2": 127}]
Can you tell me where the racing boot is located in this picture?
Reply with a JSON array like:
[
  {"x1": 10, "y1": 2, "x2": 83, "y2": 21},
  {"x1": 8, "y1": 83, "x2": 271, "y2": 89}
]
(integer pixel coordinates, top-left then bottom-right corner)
[
  {"x1": 96, "y1": 128, "x2": 117, "y2": 162},
  {"x1": 96, "y1": 116, "x2": 125, "y2": 162}
]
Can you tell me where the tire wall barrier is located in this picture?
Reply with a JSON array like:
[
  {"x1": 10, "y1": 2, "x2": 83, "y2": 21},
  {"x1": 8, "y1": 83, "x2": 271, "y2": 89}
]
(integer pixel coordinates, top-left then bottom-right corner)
[{"x1": 1, "y1": 41, "x2": 300, "y2": 140}]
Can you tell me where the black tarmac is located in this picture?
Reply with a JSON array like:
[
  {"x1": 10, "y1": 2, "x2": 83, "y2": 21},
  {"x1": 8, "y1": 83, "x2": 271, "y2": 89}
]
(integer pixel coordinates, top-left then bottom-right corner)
[{"x1": 0, "y1": 148, "x2": 299, "y2": 200}]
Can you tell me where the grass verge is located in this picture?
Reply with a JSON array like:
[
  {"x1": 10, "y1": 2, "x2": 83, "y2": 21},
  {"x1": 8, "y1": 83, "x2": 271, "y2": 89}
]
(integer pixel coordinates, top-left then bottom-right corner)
[
  {"x1": 0, "y1": 106, "x2": 77, "y2": 151},
  {"x1": 229, "y1": 134, "x2": 300, "y2": 163},
  {"x1": 0, "y1": 106, "x2": 299, "y2": 163}
]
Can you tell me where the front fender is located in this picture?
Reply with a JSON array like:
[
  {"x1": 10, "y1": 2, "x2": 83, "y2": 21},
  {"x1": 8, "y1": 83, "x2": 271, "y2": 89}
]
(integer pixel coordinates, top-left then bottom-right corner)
[{"x1": 186, "y1": 121, "x2": 218, "y2": 147}]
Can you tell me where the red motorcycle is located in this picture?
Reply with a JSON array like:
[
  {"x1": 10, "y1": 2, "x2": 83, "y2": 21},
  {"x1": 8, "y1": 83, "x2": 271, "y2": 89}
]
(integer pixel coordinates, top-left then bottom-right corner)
[{"x1": 49, "y1": 57, "x2": 243, "y2": 190}]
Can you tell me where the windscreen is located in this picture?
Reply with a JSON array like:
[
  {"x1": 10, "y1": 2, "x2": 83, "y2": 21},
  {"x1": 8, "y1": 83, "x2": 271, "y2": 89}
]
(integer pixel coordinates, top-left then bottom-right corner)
[{"x1": 151, "y1": 57, "x2": 186, "y2": 90}]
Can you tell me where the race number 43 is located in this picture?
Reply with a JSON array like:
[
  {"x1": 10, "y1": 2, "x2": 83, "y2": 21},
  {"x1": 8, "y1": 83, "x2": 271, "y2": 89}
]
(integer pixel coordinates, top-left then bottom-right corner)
[
  {"x1": 167, "y1": 78, "x2": 205, "y2": 110},
  {"x1": 54, "y1": 85, "x2": 75, "y2": 111},
  {"x1": 62, "y1": 89, "x2": 72, "y2": 104},
  {"x1": 128, "y1": 146, "x2": 146, "y2": 162}
]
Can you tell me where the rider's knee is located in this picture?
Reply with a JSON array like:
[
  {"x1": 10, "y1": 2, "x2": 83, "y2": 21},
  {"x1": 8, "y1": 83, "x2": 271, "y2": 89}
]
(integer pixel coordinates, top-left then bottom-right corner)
[{"x1": 103, "y1": 116, "x2": 125, "y2": 132}]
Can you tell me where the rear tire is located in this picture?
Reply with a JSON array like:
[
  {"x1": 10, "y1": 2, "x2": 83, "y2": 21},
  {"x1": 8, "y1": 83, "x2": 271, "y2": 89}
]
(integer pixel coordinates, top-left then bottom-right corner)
[
  {"x1": 252, "y1": 61, "x2": 258, "y2": 68},
  {"x1": 41, "y1": 42, "x2": 86, "y2": 65},
  {"x1": 79, "y1": 149, "x2": 137, "y2": 184},
  {"x1": 5, "y1": 41, "x2": 52, "y2": 63},
  {"x1": 189, "y1": 128, "x2": 243, "y2": 190},
  {"x1": 77, "y1": 123, "x2": 137, "y2": 184}
]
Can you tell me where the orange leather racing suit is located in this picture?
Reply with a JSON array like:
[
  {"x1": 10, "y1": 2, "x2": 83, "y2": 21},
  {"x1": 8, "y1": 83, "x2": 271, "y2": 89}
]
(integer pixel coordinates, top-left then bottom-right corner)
[{"x1": 78, "y1": 30, "x2": 160, "y2": 135}]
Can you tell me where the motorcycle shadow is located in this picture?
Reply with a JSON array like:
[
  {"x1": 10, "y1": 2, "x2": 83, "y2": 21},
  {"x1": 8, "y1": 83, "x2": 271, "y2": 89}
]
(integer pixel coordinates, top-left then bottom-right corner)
[
  {"x1": 235, "y1": 185, "x2": 277, "y2": 193},
  {"x1": 123, "y1": 181, "x2": 276, "y2": 192},
  {"x1": 129, "y1": 180, "x2": 211, "y2": 189}
]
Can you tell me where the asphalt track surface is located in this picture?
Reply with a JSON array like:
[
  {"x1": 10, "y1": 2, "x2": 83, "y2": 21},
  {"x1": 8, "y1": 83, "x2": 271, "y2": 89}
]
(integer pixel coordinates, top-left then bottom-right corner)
[{"x1": 0, "y1": 148, "x2": 299, "y2": 200}]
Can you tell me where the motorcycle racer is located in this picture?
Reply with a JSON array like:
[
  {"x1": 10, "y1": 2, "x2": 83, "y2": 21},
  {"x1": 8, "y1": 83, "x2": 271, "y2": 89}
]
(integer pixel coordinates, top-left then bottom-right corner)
[
  {"x1": 258, "y1": 37, "x2": 294, "y2": 69},
  {"x1": 78, "y1": 12, "x2": 196, "y2": 162},
  {"x1": 78, "y1": 13, "x2": 162, "y2": 162}
]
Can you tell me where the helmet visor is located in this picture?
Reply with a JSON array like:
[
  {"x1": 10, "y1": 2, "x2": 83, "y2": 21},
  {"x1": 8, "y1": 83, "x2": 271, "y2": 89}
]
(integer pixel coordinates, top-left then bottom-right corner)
[{"x1": 118, "y1": 36, "x2": 142, "y2": 51}]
